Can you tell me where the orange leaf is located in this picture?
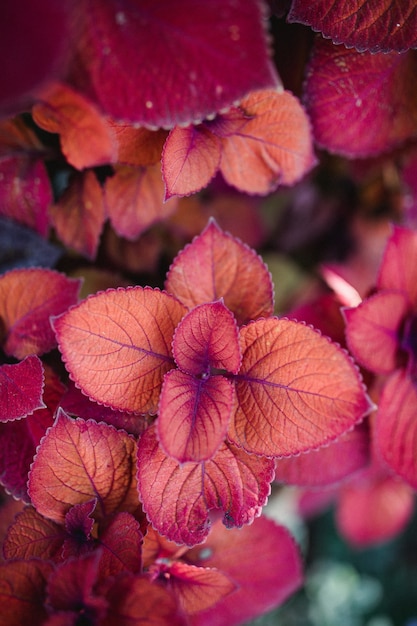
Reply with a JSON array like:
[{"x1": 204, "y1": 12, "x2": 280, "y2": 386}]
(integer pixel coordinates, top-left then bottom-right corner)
[{"x1": 110, "y1": 122, "x2": 168, "y2": 166}]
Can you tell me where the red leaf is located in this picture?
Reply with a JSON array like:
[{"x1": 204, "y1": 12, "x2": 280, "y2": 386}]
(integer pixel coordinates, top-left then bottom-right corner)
[
  {"x1": 33, "y1": 82, "x2": 117, "y2": 169},
  {"x1": 303, "y1": 39, "x2": 417, "y2": 157},
  {"x1": 71, "y1": 0, "x2": 279, "y2": 127},
  {"x1": 28, "y1": 410, "x2": 138, "y2": 524},
  {"x1": 0, "y1": 559, "x2": 53, "y2": 626},
  {"x1": 105, "y1": 164, "x2": 178, "y2": 240},
  {"x1": 377, "y1": 225, "x2": 417, "y2": 302},
  {"x1": 275, "y1": 422, "x2": 370, "y2": 487},
  {"x1": 62, "y1": 500, "x2": 96, "y2": 559},
  {"x1": 376, "y1": 370, "x2": 417, "y2": 488},
  {"x1": 49, "y1": 170, "x2": 106, "y2": 260},
  {"x1": 53, "y1": 287, "x2": 187, "y2": 413},
  {"x1": 3, "y1": 506, "x2": 65, "y2": 561},
  {"x1": 165, "y1": 219, "x2": 274, "y2": 326},
  {"x1": 187, "y1": 516, "x2": 303, "y2": 626},
  {"x1": 98, "y1": 512, "x2": 143, "y2": 580},
  {"x1": 168, "y1": 561, "x2": 235, "y2": 614},
  {"x1": 137, "y1": 425, "x2": 274, "y2": 546},
  {"x1": 288, "y1": 0, "x2": 417, "y2": 53},
  {"x1": 0, "y1": 356, "x2": 45, "y2": 422},
  {"x1": 162, "y1": 125, "x2": 221, "y2": 199},
  {"x1": 229, "y1": 318, "x2": 371, "y2": 457},
  {"x1": 344, "y1": 291, "x2": 408, "y2": 374},
  {"x1": 219, "y1": 89, "x2": 316, "y2": 194},
  {"x1": 0, "y1": 419, "x2": 39, "y2": 501},
  {"x1": 173, "y1": 301, "x2": 241, "y2": 376},
  {"x1": 0, "y1": 268, "x2": 81, "y2": 359},
  {"x1": 157, "y1": 370, "x2": 234, "y2": 462}
]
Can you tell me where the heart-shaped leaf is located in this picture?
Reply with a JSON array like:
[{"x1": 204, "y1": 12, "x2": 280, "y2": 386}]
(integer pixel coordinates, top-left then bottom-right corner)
[
  {"x1": 0, "y1": 268, "x2": 81, "y2": 359},
  {"x1": 229, "y1": 317, "x2": 371, "y2": 457},
  {"x1": 28, "y1": 410, "x2": 138, "y2": 524},
  {"x1": 0, "y1": 356, "x2": 45, "y2": 422},
  {"x1": 137, "y1": 425, "x2": 274, "y2": 546},
  {"x1": 288, "y1": 0, "x2": 417, "y2": 53},
  {"x1": 71, "y1": 0, "x2": 279, "y2": 127},
  {"x1": 157, "y1": 370, "x2": 234, "y2": 462},
  {"x1": 165, "y1": 219, "x2": 274, "y2": 326},
  {"x1": 53, "y1": 286, "x2": 187, "y2": 413},
  {"x1": 303, "y1": 38, "x2": 417, "y2": 157}
]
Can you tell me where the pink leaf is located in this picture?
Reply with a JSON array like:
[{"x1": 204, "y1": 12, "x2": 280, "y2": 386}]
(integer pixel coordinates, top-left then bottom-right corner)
[
  {"x1": 0, "y1": 559, "x2": 53, "y2": 626},
  {"x1": 288, "y1": 0, "x2": 417, "y2": 53},
  {"x1": 303, "y1": 38, "x2": 417, "y2": 157},
  {"x1": 162, "y1": 125, "x2": 221, "y2": 199},
  {"x1": 28, "y1": 410, "x2": 138, "y2": 524},
  {"x1": 105, "y1": 163, "x2": 178, "y2": 240},
  {"x1": 187, "y1": 516, "x2": 303, "y2": 626},
  {"x1": 0, "y1": 356, "x2": 45, "y2": 421},
  {"x1": 165, "y1": 219, "x2": 274, "y2": 326},
  {"x1": 229, "y1": 318, "x2": 372, "y2": 457},
  {"x1": 376, "y1": 370, "x2": 417, "y2": 488},
  {"x1": 0, "y1": 268, "x2": 81, "y2": 359},
  {"x1": 71, "y1": 0, "x2": 279, "y2": 127},
  {"x1": 168, "y1": 561, "x2": 235, "y2": 614},
  {"x1": 137, "y1": 425, "x2": 274, "y2": 546},
  {"x1": 173, "y1": 301, "x2": 241, "y2": 376},
  {"x1": 157, "y1": 370, "x2": 234, "y2": 462},
  {"x1": 53, "y1": 287, "x2": 187, "y2": 413},
  {"x1": 377, "y1": 225, "x2": 417, "y2": 303}
]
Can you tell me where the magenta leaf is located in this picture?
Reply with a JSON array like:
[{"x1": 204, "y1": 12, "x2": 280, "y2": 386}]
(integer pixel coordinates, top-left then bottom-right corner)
[
  {"x1": 157, "y1": 370, "x2": 234, "y2": 463},
  {"x1": 288, "y1": 0, "x2": 417, "y2": 53},
  {"x1": 97, "y1": 512, "x2": 143, "y2": 580},
  {"x1": 62, "y1": 500, "x2": 97, "y2": 558},
  {"x1": 0, "y1": 355, "x2": 45, "y2": 422},
  {"x1": 53, "y1": 286, "x2": 187, "y2": 413},
  {"x1": 303, "y1": 38, "x2": 417, "y2": 157},
  {"x1": 229, "y1": 318, "x2": 372, "y2": 457},
  {"x1": 71, "y1": 0, "x2": 279, "y2": 128},
  {"x1": 0, "y1": 558, "x2": 53, "y2": 626},
  {"x1": 137, "y1": 425, "x2": 274, "y2": 546},
  {"x1": 377, "y1": 225, "x2": 417, "y2": 301},
  {"x1": 0, "y1": 268, "x2": 81, "y2": 359},
  {"x1": 0, "y1": 419, "x2": 41, "y2": 501}
]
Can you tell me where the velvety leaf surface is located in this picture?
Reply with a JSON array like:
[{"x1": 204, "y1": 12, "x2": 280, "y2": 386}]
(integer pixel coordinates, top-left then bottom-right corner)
[
  {"x1": 288, "y1": 0, "x2": 417, "y2": 53},
  {"x1": 137, "y1": 425, "x2": 274, "y2": 546},
  {"x1": 72, "y1": 0, "x2": 279, "y2": 128},
  {"x1": 3, "y1": 506, "x2": 65, "y2": 561},
  {"x1": 49, "y1": 170, "x2": 106, "y2": 260},
  {"x1": 343, "y1": 290, "x2": 409, "y2": 374},
  {"x1": 336, "y1": 468, "x2": 415, "y2": 547},
  {"x1": 304, "y1": 39, "x2": 417, "y2": 157},
  {"x1": 111, "y1": 124, "x2": 168, "y2": 166},
  {"x1": 54, "y1": 286, "x2": 187, "y2": 413},
  {"x1": 168, "y1": 562, "x2": 235, "y2": 614},
  {"x1": 105, "y1": 164, "x2": 178, "y2": 240},
  {"x1": 275, "y1": 422, "x2": 370, "y2": 486},
  {"x1": 187, "y1": 516, "x2": 303, "y2": 626},
  {"x1": 162, "y1": 126, "x2": 221, "y2": 199},
  {"x1": 229, "y1": 318, "x2": 371, "y2": 457},
  {"x1": 97, "y1": 512, "x2": 143, "y2": 580},
  {"x1": 103, "y1": 573, "x2": 186, "y2": 626},
  {"x1": 377, "y1": 225, "x2": 417, "y2": 303},
  {"x1": 376, "y1": 370, "x2": 417, "y2": 488},
  {"x1": 172, "y1": 301, "x2": 241, "y2": 376},
  {"x1": 32, "y1": 82, "x2": 117, "y2": 169},
  {"x1": 219, "y1": 89, "x2": 316, "y2": 194},
  {"x1": 165, "y1": 220, "x2": 274, "y2": 326},
  {"x1": 0, "y1": 419, "x2": 39, "y2": 501},
  {"x1": 0, "y1": 356, "x2": 45, "y2": 421},
  {"x1": 157, "y1": 370, "x2": 234, "y2": 462},
  {"x1": 0, "y1": 268, "x2": 81, "y2": 359},
  {"x1": 28, "y1": 411, "x2": 138, "y2": 523},
  {"x1": 0, "y1": 558, "x2": 53, "y2": 626}
]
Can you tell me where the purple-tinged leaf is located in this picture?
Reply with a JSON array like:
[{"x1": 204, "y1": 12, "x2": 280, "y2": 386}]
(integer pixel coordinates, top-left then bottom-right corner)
[
  {"x1": 71, "y1": 0, "x2": 279, "y2": 128},
  {"x1": 137, "y1": 425, "x2": 274, "y2": 546},
  {"x1": 28, "y1": 410, "x2": 139, "y2": 524},
  {"x1": 0, "y1": 268, "x2": 81, "y2": 359},
  {"x1": 0, "y1": 558, "x2": 53, "y2": 626},
  {"x1": 165, "y1": 219, "x2": 274, "y2": 326},
  {"x1": 377, "y1": 225, "x2": 417, "y2": 302},
  {"x1": 0, "y1": 355, "x2": 45, "y2": 422},
  {"x1": 97, "y1": 512, "x2": 143, "y2": 580},
  {"x1": 53, "y1": 287, "x2": 187, "y2": 413},
  {"x1": 62, "y1": 500, "x2": 97, "y2": 559},
  {"x1": 173, "y1": 301, "x2": 241, "y2": 376},
  {"x1": 0, "y1": 419, "x2": 40, "y2": 501},
  {"x1": 229, "y1": 318, "x2": 372, "y2": 457},
  {"x1": 157, "y1": 370, "x2": 234, "y2": 463},
  {"x1": 288, "y1": 0, "x2": 417, "y2": 53},
  {"x1": 303, "y1": 38, "x2": 417, "y2": 157},
  {"x1": 3, "y1": 506, "x2": 66, "y2": 561}
]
